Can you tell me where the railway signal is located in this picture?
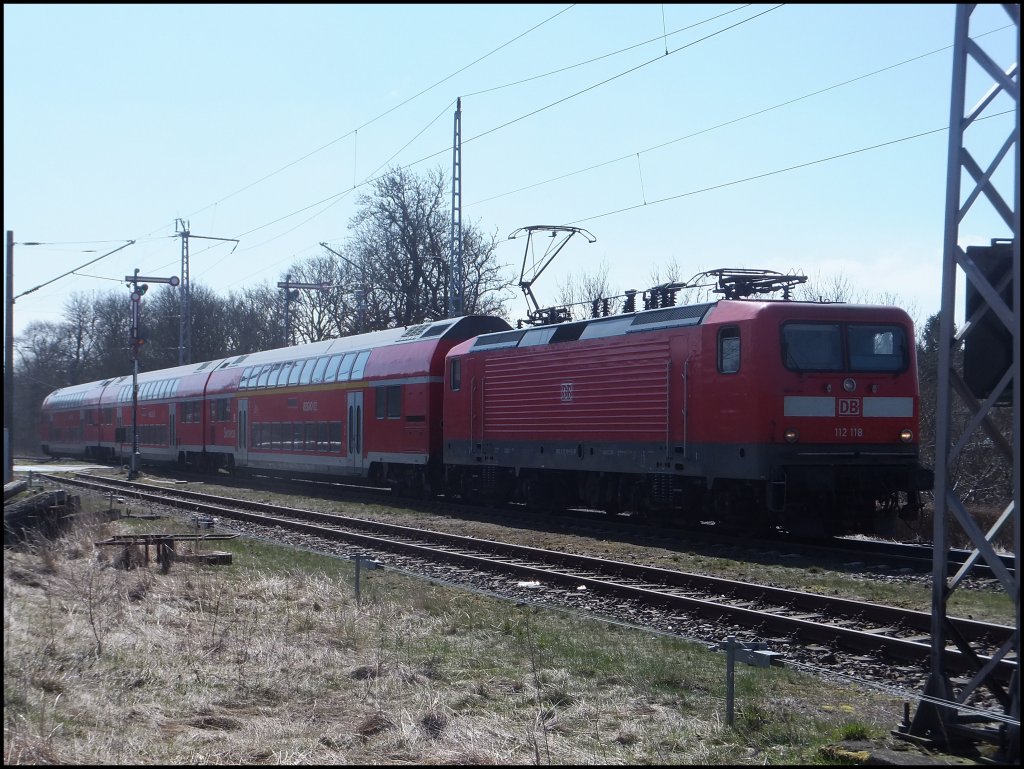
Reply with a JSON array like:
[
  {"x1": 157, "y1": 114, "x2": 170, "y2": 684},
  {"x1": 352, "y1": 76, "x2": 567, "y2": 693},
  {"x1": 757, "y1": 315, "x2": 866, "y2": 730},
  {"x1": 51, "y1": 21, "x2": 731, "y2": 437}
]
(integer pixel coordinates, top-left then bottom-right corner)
[
  {"x1": 124, "y1": 268, "x2": 178, "y2": 480},
  {"x1": 278, "y1": 273, "x2": 347, "y2": 345}
]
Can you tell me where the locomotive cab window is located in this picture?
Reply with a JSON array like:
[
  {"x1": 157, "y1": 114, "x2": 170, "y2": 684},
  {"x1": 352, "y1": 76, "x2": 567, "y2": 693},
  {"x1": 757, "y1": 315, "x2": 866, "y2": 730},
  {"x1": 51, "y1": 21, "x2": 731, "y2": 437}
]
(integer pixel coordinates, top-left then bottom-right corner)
[
  {"x1": 718, "y1": 327, "x2": 740, "y2": 374},
  {"x1": 848, "y1": 324, "x2": 907, "y2": 372},
  {"x1": 782, "y1": 322, "x2": 908, "y2": 373},
  {"x1": 781, "y1": 323, "x2": 843, "y2": 371},
  {"x1": 450, "y1": 359, "x2": 461, "y2": 391}
]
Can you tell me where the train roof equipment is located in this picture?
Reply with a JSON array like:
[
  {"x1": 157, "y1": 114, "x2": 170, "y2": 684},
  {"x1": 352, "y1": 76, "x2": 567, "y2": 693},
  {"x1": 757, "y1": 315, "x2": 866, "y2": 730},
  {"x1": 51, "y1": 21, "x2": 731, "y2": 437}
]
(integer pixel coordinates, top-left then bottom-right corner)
[
  {"x1": 698, "y1": 268, "x2": 808, "y2": 300},
  {"x1": 508, "y1": 225, "x2": 596, "y2": 327}
]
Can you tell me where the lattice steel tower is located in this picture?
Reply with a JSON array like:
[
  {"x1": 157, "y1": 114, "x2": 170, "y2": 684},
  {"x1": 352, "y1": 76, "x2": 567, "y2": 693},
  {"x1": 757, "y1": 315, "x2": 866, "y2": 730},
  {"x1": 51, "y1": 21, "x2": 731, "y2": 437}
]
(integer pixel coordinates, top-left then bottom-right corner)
[
  {"x1": 903, "y1": 5, "x2": 1019, "y2": 762},
  {"x1": 449, "y1": 97, "x2": 463, "y2": 319}
]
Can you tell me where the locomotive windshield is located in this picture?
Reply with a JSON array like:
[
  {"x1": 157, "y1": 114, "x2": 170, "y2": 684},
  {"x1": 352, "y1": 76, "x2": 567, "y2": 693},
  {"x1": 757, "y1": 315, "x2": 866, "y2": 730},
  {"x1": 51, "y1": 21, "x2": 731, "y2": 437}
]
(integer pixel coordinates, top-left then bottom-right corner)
[{"x1": 781, "y1": 322, "x2": 907, "y2": 373}]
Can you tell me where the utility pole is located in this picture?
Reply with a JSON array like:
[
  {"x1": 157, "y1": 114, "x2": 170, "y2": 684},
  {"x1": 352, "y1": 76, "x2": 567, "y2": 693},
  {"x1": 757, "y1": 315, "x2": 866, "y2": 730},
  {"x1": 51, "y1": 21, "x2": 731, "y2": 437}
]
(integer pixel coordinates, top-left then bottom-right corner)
[
  {"x1": 4, "y1": 231, "x2": 13, "y2": 483},
  {"x1": 175, "y1": 219, "x2": 238, "y2": 365},
  {"x1": 319, "y1": 242, "x2": 367, "y2": 334},
  {"x1": 449, "y1": 97, "x2": 463, "y2": 319},
  {"x1": 125, "y1": 269, "x2": 179, "y2": 480}
]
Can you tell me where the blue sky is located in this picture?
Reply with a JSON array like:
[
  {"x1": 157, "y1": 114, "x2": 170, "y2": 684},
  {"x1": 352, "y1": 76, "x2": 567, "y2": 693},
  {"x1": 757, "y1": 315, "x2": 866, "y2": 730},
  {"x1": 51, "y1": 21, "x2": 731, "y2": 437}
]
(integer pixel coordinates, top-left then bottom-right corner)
[{"x1": 3, "y1": 3, "x2": 1018, "y2": 341}]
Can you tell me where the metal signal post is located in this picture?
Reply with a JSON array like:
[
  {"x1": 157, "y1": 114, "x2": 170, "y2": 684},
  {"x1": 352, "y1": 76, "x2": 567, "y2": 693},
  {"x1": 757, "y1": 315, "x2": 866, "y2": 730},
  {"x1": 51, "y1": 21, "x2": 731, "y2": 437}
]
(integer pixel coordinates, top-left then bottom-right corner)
[
  {"x1": 125, "y1": 269, "x2": 179, "y2": 480},
  {"x1": 277, "y1": 276, "x2": 336, "y2": 345}
]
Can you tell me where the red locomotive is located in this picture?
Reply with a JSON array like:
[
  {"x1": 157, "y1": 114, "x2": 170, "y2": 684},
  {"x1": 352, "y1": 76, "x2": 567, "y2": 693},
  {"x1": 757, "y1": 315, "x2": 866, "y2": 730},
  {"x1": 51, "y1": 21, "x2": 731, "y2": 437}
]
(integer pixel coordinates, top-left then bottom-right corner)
[
  {"x1": 442, "y1": 296, "x2": 929, "y2": 535},
  {"x1": 39, "y1": 275, "x2": 930, "y2": 536}
]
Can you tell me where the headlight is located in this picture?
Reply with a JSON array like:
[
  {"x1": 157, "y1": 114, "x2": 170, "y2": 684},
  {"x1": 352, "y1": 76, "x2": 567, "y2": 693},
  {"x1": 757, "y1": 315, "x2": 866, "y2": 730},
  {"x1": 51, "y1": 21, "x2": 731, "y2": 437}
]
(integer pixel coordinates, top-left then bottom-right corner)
[
  {"x1": 899, "y1": 429, "x2": 913, "y2": 443},
  {"x1": 843, "y1": 377, "x2": 856, "y2": 392},
  {"x1": 784, "y1": 428, "x2": 799, "y2": 443}
]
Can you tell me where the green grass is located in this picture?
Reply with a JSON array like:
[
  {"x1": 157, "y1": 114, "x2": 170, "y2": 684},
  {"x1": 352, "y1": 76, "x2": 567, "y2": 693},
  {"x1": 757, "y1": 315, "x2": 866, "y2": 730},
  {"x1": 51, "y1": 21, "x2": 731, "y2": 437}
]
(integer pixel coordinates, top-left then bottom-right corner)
[
  {"x1": 4, "y1": 510, "x2": 924, "y2": 765},
  {"x1": 11, "y1": 481, "x2": 993, "y2": 764}
]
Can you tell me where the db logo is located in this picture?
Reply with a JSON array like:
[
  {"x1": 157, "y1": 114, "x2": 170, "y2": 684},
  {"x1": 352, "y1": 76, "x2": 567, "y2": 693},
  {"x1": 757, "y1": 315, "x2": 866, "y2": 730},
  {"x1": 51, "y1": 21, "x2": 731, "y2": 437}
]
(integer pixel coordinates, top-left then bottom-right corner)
[
  {"x1": 560, "y1": 382, "x2": 574, "y2": 402},
  {"x1": 838, "y1": 398, "x2": 861, "y2": 416}
]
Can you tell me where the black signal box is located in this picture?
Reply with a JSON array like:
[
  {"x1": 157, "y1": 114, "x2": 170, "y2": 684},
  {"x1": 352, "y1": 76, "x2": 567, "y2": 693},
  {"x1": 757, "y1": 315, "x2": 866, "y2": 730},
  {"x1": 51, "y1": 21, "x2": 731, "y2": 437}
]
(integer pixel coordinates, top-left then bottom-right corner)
[{"x1": 963, "y1": 239, "x2": 1014, "y2": 406}]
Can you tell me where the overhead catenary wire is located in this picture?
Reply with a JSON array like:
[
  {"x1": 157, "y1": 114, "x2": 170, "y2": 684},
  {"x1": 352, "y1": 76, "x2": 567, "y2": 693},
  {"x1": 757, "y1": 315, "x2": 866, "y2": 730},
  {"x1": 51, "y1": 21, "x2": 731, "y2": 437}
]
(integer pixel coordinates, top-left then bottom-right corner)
[
  {"x1": 179, "y1": 3, "x2": 787, "y2": 273},
  {"x1": 176, "y1": 4, "x2": 577, "y2": 225},
  {"x1": 50, "y1": 4, "x2": 578, "y2": 286},
  {"x1": 148, "y1": 3, "x2": 760, "y2": 270},
  {"x1": 461, "y1": 4, "x2": 753, "y2": 98},
  {"x1": 464, "y1": 30, "x2": 1013, "y2": 208},
  {"x1": 224, "y1": 14, "x2": 1009, "y2": 253},
  {"x1": 13, "y1": 240, "x2": 136, "y2": 301},
  {"x1": 19, "y1": 3, "x2": 790, "y2": 296},
  {"x1": 16, "y1": 9, "x2": 1006, "y2": 316},
  {"x1": 568, "y1": 111, "x2": 1013, "y2": 227}
]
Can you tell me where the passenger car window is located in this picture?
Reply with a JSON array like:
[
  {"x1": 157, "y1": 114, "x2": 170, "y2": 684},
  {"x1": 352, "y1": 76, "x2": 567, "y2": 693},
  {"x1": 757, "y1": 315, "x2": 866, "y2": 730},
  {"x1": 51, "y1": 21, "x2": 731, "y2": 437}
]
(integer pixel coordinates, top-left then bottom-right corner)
[
  {"x1": 298, "y1": 358, "x2": 317, "y2": 385},
  {"x1": 336, "y1": 353, "x2": 357, "y2": 381},
  {"x1": 324, "y1": 354, "x2": 343, "y2": 382},
  {"x1": 263, "y1": 364, "x2": 282, "y2": 388},
  {"x1": 351, "y1": 350, "x2": 370, "y2": 380},
  {"x1": 256, "y1": 365, "x2": 273, "y2": 388},
  {"x1": 375, "y1": 386, "x2": 402, "y2": 419},
  {"x1": 311, "y1": 356, "x2": 330, "y2": 384},
  {"x1": 276, "y1": 362, "x2": 294, "y2": 387}
]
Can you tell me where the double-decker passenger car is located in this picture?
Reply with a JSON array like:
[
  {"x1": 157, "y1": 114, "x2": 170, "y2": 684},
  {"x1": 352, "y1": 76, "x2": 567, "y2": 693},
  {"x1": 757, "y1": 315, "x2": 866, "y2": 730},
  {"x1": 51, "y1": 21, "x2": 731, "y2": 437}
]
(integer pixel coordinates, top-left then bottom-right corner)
[{"x1": 40, "y1": 315, "x2": 510, "y2": 490}]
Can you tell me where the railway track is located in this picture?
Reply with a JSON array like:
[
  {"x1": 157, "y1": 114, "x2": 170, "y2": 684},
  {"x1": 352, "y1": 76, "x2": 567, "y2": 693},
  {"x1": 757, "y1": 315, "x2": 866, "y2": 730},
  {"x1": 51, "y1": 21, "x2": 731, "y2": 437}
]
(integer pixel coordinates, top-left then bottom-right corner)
[
  {"x1": 37, "y1": 471, "x2": 1018, "y2": 699},
  {"x1": 41, "y1": 462, "x2": 1014, "y2": 583}
]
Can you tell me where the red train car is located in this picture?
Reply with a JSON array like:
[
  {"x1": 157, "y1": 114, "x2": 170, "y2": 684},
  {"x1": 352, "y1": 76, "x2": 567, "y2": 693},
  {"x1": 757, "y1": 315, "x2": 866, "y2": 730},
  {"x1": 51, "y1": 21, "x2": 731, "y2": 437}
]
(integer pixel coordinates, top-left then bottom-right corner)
[
  {"x1": 39, "y1": 295, "x2": 929, "y2": 536},
  {"x1": 40, "y1": 316, "x2": 510, "y2": 490},
  {"x1": 203, "y1": 315, "x2": 508, "y2": 487},
  {"x1": 442, "y1": 299, "x2": 930, "y2": 535},
  {"x1": 40, "y1": 381, "x2": 98, "y2": 460}
]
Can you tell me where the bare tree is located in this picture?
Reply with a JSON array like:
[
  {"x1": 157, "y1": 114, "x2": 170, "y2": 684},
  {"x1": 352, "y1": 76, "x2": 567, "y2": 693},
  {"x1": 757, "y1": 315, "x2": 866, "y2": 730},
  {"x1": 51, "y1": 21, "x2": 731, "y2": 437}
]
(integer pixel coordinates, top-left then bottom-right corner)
[
  {"x1": 87, "y1": 293, "x2": 135, "y2": 378},
  {"x1": 794, "y1": 269, "x2": 859, "y2": 303},
  {"x1": 647, "y1": 257, "x2": 718, "y2": 306},
  {"x1": 61, "y1": 292, "x2": 103, "y2": 384},
  {"x1": 224, "y1": 283, "x2": 281, "y2": 355},
  {"x1": 459, "y1": 225, "x2": 512, "y2": 319},
  {"x1": 13, "y1": 321, "x2": 75, "y2": 453},
  {"x1": 343, "y1": 166, "x2": 512, "y2": 329},
  {"x1": 554, "y1": 260, "x2": 618, "y2": 321}
]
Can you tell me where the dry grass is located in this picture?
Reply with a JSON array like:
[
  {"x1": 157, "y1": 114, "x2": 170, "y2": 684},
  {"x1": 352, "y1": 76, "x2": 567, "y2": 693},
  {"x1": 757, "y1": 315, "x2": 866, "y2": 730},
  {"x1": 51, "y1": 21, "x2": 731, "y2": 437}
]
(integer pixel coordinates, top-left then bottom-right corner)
[{"x1": 4, "y1": 512, "x2": 917, "y2": 765}]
